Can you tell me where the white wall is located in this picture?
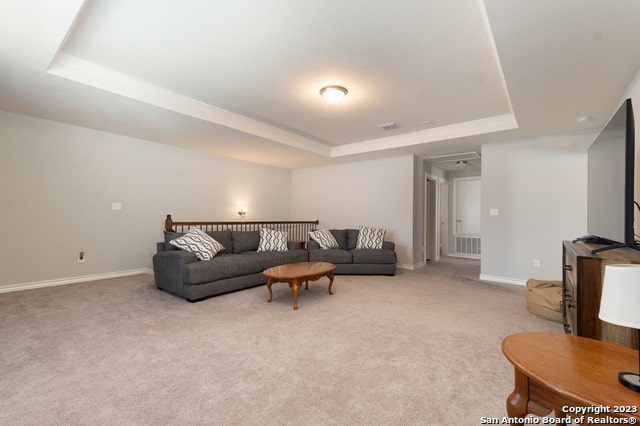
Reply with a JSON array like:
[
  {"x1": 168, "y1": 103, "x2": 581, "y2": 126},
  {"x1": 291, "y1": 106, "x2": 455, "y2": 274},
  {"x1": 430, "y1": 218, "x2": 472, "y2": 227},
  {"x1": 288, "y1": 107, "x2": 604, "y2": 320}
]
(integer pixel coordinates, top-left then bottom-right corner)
[
  {"x1": 291, "y1": 155, "x2": 415, "y2": 268},
  {"x1": 0, "y1": 110, "x2": 292, "y2": 288},
  {"x1": 480, "y1": 131, "x2": 596, "y2": 284}
]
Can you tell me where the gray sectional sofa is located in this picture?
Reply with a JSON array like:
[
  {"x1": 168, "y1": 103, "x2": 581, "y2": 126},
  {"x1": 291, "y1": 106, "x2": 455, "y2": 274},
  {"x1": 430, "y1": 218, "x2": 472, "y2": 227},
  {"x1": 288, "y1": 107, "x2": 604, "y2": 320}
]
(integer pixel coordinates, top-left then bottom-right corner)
[
  {"x1": 307, "y1": 229, "x2": 396, "y2": 275},
  {"x1": 153, "y1": 230, "x2": 307, "y2": 302},
  {"x1": 153, "y1": 227, "x2": 397, "y2": 302}
]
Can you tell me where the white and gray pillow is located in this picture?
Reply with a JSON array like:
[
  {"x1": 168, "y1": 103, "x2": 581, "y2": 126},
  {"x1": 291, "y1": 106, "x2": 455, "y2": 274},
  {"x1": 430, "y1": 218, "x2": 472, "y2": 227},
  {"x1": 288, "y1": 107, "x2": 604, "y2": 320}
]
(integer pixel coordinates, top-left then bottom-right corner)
[
  {"x1": 309, "y1": 229, "x2": 339, "y2": 249},
  {"x1": 257, "y1": 228, "x2": 288, "y2": 252},
  {"x1": 355, "y1": 226, "x2": 385, "y2": 249},
  {"x1": 169, "y1": 227, "x2": 224, "y2": 260}
]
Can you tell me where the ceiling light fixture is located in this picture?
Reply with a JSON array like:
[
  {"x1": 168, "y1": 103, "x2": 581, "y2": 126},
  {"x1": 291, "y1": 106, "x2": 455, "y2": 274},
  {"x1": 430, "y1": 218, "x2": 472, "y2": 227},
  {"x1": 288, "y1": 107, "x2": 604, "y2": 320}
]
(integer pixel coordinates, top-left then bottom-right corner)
[
  {"x1": 456, "y1": 160, "x2": 468, "y2": 167},
  {"x1": 320, "y1": 85, "x2": 348, "y2": 104}
]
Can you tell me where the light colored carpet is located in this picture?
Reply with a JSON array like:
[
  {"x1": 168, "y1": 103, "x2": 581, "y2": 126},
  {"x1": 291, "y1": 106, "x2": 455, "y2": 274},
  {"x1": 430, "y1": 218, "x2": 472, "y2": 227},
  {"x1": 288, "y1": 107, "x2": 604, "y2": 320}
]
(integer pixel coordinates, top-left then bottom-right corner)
[{"x1": 0, "y1": 257, "x2": 562, "y2": 425}]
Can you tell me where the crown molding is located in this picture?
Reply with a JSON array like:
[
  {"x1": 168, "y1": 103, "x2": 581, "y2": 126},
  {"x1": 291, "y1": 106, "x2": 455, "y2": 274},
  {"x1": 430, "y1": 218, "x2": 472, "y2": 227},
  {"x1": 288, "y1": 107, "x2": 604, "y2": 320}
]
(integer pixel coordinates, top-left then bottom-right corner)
[
  {"x1": 47, "y1": 53, "x2": 332, "y2": 157},
  {"x1": 331, "y1": 114, "x2": 518, "y2": 157},
  {"x1": 46, "y1": 55, "x2": 517, "y2": 160}
]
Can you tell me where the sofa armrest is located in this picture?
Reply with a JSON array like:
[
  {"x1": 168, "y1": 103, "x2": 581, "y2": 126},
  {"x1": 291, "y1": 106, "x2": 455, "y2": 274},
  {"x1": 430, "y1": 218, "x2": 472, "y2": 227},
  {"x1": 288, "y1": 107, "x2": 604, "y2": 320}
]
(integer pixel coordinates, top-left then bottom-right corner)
[
  {"x1": 152, "y1": 250, "x2": 198, "y2": 296},
  {"x1": 382, "y1": 241, "x2": 395, "y2": 251}
]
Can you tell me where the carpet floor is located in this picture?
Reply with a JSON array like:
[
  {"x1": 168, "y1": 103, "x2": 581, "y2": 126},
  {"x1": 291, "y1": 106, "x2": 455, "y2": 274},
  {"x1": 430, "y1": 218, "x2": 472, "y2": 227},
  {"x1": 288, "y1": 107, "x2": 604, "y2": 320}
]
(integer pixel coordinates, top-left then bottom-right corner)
[{"x1": 0, "y1": 257, "x2": 562, "y2": 425}]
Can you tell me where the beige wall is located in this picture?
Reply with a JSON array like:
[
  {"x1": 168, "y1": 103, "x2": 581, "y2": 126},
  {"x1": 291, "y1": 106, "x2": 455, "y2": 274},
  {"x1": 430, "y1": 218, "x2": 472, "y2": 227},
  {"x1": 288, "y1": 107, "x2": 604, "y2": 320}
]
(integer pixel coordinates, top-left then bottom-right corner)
[
  {"x1": 291, "y1": 155, "x2": 415, "y2": 268},
  {"x1": 0, "y1": 110, "x2": 293, "y2": 288},
  {"x1": 480, "y1": 131, "x2": 595, "y2": 284}
]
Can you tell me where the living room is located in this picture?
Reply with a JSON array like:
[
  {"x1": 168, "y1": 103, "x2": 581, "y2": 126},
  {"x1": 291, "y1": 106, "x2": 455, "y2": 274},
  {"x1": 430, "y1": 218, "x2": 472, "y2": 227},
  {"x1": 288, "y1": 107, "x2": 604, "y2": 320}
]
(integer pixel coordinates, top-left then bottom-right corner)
[{"x1": 2, "y1": 1, "x2": 640, "y2": 424}]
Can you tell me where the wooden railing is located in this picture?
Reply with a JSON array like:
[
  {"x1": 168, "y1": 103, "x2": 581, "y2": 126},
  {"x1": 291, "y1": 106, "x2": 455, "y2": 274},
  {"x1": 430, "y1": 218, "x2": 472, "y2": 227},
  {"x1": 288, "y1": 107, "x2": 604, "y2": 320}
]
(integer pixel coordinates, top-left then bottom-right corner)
[{"x1": 164, "y1": 214, "x2": 319, "y2": 241}]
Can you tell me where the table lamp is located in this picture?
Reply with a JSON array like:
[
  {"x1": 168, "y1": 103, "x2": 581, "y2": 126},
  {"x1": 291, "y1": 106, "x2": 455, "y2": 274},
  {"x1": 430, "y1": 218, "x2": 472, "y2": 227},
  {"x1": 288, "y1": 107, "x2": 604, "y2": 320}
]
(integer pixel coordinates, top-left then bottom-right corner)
[{"x1": 599, "y1": 264, "x2": 640, "y2": 393}]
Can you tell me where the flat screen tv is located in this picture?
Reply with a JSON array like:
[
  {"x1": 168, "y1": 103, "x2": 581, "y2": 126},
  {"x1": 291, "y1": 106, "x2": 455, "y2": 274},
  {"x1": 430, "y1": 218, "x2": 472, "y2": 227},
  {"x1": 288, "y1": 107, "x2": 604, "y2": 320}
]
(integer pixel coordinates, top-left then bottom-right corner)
[{"x1": 584, "y1": 98, "x2": 637, "y2": 253}]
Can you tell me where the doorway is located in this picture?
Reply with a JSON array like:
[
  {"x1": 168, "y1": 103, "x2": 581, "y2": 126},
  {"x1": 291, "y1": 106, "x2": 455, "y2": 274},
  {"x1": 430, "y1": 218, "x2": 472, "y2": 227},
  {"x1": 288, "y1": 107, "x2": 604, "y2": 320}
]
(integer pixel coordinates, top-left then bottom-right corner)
[{"x1": 452, "y1": 177, "x2": 481, "y2": 258}]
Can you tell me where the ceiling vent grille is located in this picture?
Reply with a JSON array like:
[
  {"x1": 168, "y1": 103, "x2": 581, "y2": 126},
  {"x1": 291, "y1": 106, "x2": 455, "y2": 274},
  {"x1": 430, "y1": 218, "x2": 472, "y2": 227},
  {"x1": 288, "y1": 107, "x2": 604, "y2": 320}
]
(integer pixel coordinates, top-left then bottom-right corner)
[
  {"x1": 429, "y1": 151, "x2": 481, "y2": 163},
  {"x1": 376, "y1": 121, "x2": 398, "y2": 130}
]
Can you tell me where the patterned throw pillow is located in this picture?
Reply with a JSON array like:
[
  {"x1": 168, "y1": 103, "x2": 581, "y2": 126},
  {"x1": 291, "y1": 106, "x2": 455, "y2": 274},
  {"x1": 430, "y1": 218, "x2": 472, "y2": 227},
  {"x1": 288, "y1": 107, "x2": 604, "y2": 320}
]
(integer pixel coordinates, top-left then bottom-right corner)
[
  {"x1": 169, "y1": 228, "x2": 224, "y2": 260},
  {"x1": 309, "y1": 229, "x2": 339, "y2": 249},
  {"x1": 257, "y1": 228, "x2": 288, "y2": 252},
  {"x1": 355, "y1": 226, "x2": 385, "y2": 249}
]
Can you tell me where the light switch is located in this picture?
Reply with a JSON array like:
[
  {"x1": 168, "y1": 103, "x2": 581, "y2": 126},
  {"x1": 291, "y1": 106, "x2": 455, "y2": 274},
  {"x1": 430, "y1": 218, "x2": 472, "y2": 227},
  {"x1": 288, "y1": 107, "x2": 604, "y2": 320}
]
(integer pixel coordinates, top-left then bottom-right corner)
[{"x1": 489, "y1": 208, "x2": 499, "y2": 216}]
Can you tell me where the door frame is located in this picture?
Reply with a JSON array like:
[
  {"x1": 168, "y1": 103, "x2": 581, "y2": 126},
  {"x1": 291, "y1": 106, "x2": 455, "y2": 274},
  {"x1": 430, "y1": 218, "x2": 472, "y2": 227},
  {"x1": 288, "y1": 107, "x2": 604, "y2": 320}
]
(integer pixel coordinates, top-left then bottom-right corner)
[{"x1": 424, "y1": 173, "x2": 440, "y2": 263}]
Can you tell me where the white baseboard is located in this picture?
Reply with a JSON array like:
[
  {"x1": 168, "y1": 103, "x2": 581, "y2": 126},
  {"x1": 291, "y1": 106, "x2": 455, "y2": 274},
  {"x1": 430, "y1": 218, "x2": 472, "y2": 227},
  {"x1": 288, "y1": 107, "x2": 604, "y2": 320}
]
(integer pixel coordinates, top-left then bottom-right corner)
[
  {"x1": 478, "y1": 274, "x2": 527, "y2": 287},
  {"x1": 397, "y1": 261, "x2": 424, "y2": 270},
  {"x1": 448, "y1": 253, "x2": 481, "y2": 260},
  {"x1": 0, "y1": 268, "x2": 154, "y2": 294}
]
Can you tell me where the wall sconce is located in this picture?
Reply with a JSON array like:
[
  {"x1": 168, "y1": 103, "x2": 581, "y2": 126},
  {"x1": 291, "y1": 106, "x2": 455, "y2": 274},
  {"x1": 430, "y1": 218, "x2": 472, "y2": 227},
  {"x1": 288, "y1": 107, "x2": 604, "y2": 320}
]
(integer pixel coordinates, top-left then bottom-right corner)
[{"x1": 238, "y1": 207, "x2": 248, "y2": 218}]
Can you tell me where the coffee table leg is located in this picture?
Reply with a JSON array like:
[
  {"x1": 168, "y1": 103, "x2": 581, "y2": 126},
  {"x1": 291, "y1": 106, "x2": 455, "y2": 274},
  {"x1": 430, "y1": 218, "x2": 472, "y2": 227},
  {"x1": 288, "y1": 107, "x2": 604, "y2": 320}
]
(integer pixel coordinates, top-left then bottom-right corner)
[
  {"x1": 327, "y1": 272, "x2": 334, "y2": 295},
  {"x1": 290, "y1": 280, "x2": 301, "y2": 310},
  {"x1": 266, "y1": 278, "x2": 273, "y2": 303},
  {"x1": 506, "y1": 368, "x2": 530, "y2": 417}
]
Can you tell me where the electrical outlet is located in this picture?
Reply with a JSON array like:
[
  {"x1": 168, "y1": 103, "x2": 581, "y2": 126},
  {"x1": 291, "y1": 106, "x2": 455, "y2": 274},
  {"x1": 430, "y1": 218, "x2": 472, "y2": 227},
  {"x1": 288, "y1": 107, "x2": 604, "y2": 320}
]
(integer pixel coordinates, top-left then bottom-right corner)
[
  {"x1": 532, "y1": 259, "x2": 541, "y2": 268},
  {"x1": 78, "y1": 251, "x2": 85, "y2": 263},
  {"x1": 112, "y1": 202, "x2": 122, "y2": 210}
]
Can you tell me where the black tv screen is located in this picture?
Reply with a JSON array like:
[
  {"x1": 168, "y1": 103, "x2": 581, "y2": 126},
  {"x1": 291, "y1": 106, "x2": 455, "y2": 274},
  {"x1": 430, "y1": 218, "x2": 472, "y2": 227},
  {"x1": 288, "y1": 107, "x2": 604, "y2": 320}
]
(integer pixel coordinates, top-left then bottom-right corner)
[{"x1": 587, "y1": 98, "x2": 635, "y2": 249}]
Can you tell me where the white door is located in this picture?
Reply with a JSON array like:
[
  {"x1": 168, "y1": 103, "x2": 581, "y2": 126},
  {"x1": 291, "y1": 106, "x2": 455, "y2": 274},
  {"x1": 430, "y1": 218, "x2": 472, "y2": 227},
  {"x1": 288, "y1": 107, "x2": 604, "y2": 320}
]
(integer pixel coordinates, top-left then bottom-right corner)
[{"x1": 453, "y1": 177, "x2": 481, "y2": 257}]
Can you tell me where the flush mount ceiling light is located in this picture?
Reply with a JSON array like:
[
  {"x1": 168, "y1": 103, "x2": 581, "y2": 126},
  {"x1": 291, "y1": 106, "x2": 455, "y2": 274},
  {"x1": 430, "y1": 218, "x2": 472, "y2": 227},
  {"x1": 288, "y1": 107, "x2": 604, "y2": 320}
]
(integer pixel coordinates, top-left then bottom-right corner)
[{"x1": 320, "y1": 85, "x2": 348, "y2": 104}]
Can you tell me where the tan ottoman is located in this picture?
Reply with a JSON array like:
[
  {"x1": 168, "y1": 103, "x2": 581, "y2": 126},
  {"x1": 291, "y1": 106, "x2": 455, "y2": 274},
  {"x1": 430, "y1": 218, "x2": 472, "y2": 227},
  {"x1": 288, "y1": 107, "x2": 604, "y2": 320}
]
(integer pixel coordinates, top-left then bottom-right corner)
[{"x1": 525, "y1": 279, "x2": 563, "y2": 323}]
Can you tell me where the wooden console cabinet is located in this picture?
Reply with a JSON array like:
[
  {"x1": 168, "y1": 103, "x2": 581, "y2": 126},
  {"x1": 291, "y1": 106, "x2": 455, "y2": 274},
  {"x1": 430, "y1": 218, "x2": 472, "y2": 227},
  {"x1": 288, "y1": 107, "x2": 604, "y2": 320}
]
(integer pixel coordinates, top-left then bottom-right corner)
[{"x1": 562, "y1": 240, "x2": 640, "y2": 349}]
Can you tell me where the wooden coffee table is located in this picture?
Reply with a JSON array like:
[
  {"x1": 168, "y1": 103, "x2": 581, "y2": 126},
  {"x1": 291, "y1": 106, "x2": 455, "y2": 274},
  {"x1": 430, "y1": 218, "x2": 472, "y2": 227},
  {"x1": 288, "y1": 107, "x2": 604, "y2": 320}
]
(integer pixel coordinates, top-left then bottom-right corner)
[{"x1": 263, "y1": 262, "x2": 336, "y2": 310}]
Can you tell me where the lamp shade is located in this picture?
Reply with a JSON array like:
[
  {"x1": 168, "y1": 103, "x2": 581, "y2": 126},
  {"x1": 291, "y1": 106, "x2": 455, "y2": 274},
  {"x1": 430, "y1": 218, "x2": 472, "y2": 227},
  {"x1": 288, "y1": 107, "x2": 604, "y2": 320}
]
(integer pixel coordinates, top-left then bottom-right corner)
[{"x1": 599, "y1": 264, "x2": 640, "y2": 329}]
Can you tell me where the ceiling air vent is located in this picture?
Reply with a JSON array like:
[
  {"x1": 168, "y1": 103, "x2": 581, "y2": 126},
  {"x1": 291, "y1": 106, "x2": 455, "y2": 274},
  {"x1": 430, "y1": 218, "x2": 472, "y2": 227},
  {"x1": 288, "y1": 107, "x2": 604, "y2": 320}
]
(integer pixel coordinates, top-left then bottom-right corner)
[
  {"x1": 429, "y1": 152, "x2": 481, "y2": 164},
  {"x1": 376, "y1": 121, "x2": 398, "y2": 130}
]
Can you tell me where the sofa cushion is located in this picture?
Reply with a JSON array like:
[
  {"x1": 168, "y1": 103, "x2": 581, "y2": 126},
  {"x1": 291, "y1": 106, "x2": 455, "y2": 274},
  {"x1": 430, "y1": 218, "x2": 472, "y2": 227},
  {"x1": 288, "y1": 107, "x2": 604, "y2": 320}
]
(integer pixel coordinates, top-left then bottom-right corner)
[
  {"x1": 206, "y1": 230, "x2": 233, "y2": 254},
  {"x1": 351, "y1": 248, "x2": 396, "y2": 265},
  {"x1": 257, "y1": 228, "x2": 288, "y2": 252},
  {"x1": 346, "y1": 229, "x2": 359, "y2": 250},
  {"x1": 308, "y1": 248, "x2": 352, "y2": 264},
  {"x1": 184, "y1": 253, "x2": 263, "y2": 285},
  {"x1": 232, "y1": 231, "x2": 260, "y2": 253},
  {"x1": 169, "y1": 228, "x2": 224, "y2": 260},
  {"x1": 183, "y1": 251, "x2": 309, "y2": 285},
  {"x1": 255, "y1": 250, "x2": 308, "y2": 270},
  {"x1": 356, "y1": 226, "x2": 386, "y2": 249},
  {"x1": 329, "y1": 229, "x2": 348, "y2": 250},
  {"x1": 309, "y1": 229, "x2": 339, "y2": 249},
  {"x1": 306, "y1": 240, "x2": 321, "y2": 250},
  {"x1": 163, "y1": 231, "x2": 184, "y2": 251}
]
